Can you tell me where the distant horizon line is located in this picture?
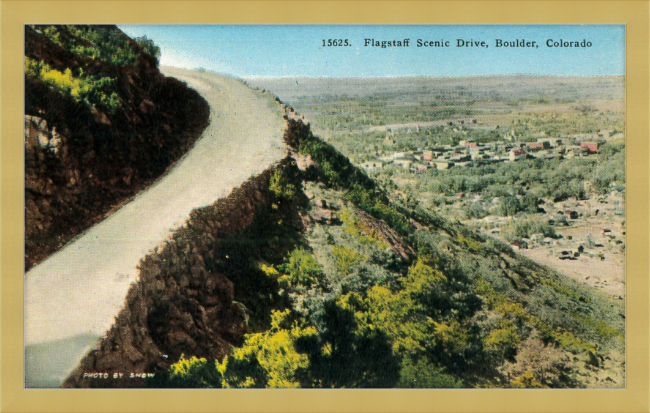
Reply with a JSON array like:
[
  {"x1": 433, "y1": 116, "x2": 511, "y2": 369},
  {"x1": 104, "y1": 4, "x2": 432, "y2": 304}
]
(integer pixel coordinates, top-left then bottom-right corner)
[
  {"x1": 242, "y1": 73, "x2": 625, "y2": 80},
  {"x1": 162, "y1": 67, "x2": 624, "y2": 80}
]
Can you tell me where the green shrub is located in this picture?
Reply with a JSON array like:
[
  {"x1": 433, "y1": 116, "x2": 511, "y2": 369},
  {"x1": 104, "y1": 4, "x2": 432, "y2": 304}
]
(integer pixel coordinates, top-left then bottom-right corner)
[
  {"x1": 510, "y1": 371, "x2": 546, "y2": 388},
  {"x1": 507, "y1": 218, "x2": 557, "y2": 240},
  {"x1": 345, "y1": 185, "x2": 412, "y2": 235},
  {"x1": 332, "y1": 246, "x2": 365, "y2": 275},
  {"x1": 455, "y1": 234, "x2": 484, "y2": 251},
  {"x1": 570, "y1": 312, "x2": 621, "y2": 339},
  {"x1": 25, "y1": 56, "x2": 120, "y2": 111},
  {"x1": 217, "y1": 310, "x2": 317, "y2": 388},
  {"x1": 145, "y1": 354, "x2": 222, "y2": 388},
  {"x1": 483, "y1": 319, "x2": 521, "y2": 352},
  {"x1": 532, "y1": 274, "x2": 590, "y2": 303},
  {"x1": 36, "y1": 25, "x2": 155, "y2": 67},
  {"x1": 476, "y1": 279, "x2": 596, "y2": 352},
  {"x1": 529, "y1": 315, "x2": 596, "y2": 352},
  {"x1": 278, "y1": 249, "x2": 324, "y2": 288},
  {"x1": 135, "y1": 35, "x2": 161, "y2": 63},
  {"x1": 522, "y1": 193, "x2": 540, "y2": 213},
  {"x1": 463, "y1": 202, "x2": 490, "y2": 219},
  {"x1": 500, "y1": 196, "x2": 522, "y2": 217},
  {"x1": 269, "y1": 169, "x2": 297, "y2": 201},
  {"x1": 340, "y1": 209, "x2": 388, "y2": 248},
  {"x1": 397, "y1": 356, "x2": 464, "y2": 388}
]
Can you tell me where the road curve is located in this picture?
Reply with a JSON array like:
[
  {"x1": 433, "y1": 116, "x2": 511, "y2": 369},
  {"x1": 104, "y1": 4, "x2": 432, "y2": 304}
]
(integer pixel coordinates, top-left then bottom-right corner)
[{"x1": 24, "y1": 68, "x2": 287, "y2": 387}]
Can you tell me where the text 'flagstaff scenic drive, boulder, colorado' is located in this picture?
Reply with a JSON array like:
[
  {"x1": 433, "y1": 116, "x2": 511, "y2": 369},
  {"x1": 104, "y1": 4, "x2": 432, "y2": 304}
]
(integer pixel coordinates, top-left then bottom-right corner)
[{"x1": 357, "y1": 38, "x2": 592, "y2": 48}]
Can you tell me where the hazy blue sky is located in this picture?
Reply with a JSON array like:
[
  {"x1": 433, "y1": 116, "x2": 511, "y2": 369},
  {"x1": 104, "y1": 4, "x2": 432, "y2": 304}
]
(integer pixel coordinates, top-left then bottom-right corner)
[{"x1": 118, "y1": 25, "x2": 625, "y2": 78}]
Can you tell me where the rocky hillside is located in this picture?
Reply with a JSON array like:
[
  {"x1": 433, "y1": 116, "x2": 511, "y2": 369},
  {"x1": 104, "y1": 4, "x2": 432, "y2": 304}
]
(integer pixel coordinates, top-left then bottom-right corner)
[
  {"x1": 61, "y1": 101, "x2": 624, "y2": 388},
  {"x1": 25, "y1": 25, "x2": 209, "y2": 270}
]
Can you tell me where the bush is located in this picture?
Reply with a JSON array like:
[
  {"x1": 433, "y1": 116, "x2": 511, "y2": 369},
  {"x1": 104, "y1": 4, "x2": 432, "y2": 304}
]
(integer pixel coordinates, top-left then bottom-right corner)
[
  {"x1": 532, "y1": 274, "x2": 590, "y2": 303},
  {"x1": 36, "y1": 25, "x2": 154, "y2": 67},
  {"x1": 345, "y1": 185, "x2": 413, "y2": 235},
  {"x1": 332, "y1": 246, "x2": 365, "y2": 275},
  {"x1": 483, "y1": 319, "x2": 521, "y2": 353},
  {"x1": 522, "y1": 193, "x2": 540, "y2": 213},
  {"x1": 278, "y1": 249, "x2": 324, "y2": 288},
  {"x1": 500, "y1": 196, "x2": 521, "y2": 217},
  {"x1": 269, "y1": 169, "x2": 297, "y2": 201},
  {"x1": 477, "y1": 279, "x2": 596, "y2": 352},
  {"x1": 455, "y1": 234, "x2": 484, "y2": 251},
  {"x1": 508, "y1": 218, "x2": 557, "y2": 240},
  {"x1": 510, "y1": 371, "x2": 546, "y2": 388},
  {"x1": 463, "y1": 202, "x2": 490, "y2": 219},
  {"x1": 145, "y1": 355, "x2": 222, "y2": 388},
  {"x1": 397, "y1": 356, "x2": 464, "y2": 388},
  {"x1": 217, "y1": 310, "x2": 317, "y2": 388},
  {"x1": 340, "y1": 209, "x2": 388, "y2": 248},
  {"x1": 570, "y1": 312, "x2": 621, "y2": 340},
  {"x1": 135, "y1": 35, "x2": 161, "y2": 63},
  {"x1": 25, "y1": 57, "x2": 120, "y2": 111}
]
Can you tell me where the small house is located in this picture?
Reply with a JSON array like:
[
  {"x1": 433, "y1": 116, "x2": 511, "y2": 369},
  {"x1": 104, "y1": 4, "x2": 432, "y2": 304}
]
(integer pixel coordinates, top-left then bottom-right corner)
[
  {"x1": 580, "y1": 142, "x2": 598, "y2": 154},
  {"x1": 564, "y1": 210, "x2": 578, "y2": 219},
  {"x1": 509, "y1": 149, "x2": 526, "y2": 161},
  {"x1": 432, "y1": 160, "x2": 453, "y2": 170}
]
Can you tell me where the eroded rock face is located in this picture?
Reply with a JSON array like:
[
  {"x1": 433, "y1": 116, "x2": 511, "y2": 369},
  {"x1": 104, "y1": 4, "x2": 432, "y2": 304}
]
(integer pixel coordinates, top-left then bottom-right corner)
[
  {"x1": 25, "y1": 115, "x2": 62, "y2": 153},
  {"x1": 354, "y1": 209, "x2": 415, "y2": 261},
  {"x1": 288, "y1": 148, "x2": 315, "y2": 172},
  {"x1": 61, "y1": 265, "x2": 245, "y2": 388},
  {"x1": 61, "y1": 168, "x2": 285, "y2": 388}
]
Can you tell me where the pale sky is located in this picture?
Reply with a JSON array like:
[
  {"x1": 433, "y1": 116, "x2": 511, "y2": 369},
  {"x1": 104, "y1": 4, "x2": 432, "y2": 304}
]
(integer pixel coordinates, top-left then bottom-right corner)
[{"x1": 118, "y1": 25, "x2": 625, "y2": 78}]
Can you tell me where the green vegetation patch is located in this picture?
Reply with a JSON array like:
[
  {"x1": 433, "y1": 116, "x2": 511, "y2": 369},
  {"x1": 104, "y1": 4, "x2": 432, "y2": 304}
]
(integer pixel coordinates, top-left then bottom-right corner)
[
  {"x1": 217, "y1": 309, "x2": 317, "y2": 388},
  {"x1": 25, "y1": 57, "x2": 120, "y2": 111},
  {"x1": 288, "y1": 119, "x2": 413, "y2": 235},
  {"x1": 455, "y1": 233, "x2": 484, "y2": 251},
  {"x1": 277, "y1": 249, "x2": 324, "y2": 288},
  {"x1": 510, "y1": 371, "x2": 547, "y2": 389},
  {"x1": 332, "y1": 246, "x2": 366, "y2": 276},
  {"x1": 397, "y1": 356, "x2": 464, "y2": 388},
  {"x1": 476, "y1": 279, "x2": 596, "y2": 352},
  {"x1": 505, "y1": 217, "x2": 557, "y2": 242},
  {"x1": 340, "y1": 209, "x2": 389, "y2": 248},
  {"x1": 570, "y1": 312, "x2": 623, "y2": 340},
  {"x1": 531, "y1": 274, "x2": 590, "y2": 303},
  {"x1": 146, "y1": 355, "x2": 222, "y2": 388},
  {"x1": 344, "y1": 185, "x2": 413, "y2": 235},
  {"x1": 483, "y1": 319, "x2": 521, "y2": 352},
  {"x1": 36, "y1": 25, "x2": 160, "y2": 66}
]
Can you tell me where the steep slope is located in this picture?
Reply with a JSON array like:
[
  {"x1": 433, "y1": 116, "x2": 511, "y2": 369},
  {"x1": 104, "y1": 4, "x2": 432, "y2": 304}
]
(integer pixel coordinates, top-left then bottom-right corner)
[
  {"x1": 61, "y1": 102, "x2": 624, "y2": 388},
  {"x1": 25, "y1": 70, "x2": 287, "y2": 388},
  {"x1": 24, "y1": 25, "x2": 209, "y2": 270}
]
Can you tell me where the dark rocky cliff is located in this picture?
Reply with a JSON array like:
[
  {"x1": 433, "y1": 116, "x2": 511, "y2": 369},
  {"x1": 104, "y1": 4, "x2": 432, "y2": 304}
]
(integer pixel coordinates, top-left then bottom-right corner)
[{"x1": 25, "y1": 25, "x2": 210, "y2": 270}]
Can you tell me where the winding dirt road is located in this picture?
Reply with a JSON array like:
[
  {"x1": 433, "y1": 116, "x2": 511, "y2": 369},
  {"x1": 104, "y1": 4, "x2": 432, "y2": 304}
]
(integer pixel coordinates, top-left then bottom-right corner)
[{"x1": 24, "y1": 68, "x2": 287, "y2": 387}]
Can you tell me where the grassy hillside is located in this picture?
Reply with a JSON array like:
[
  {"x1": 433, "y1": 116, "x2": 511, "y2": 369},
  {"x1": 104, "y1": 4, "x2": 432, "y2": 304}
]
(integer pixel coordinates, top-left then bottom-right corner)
[
  {"x1": 25, "y1": 25, "x2": 210, "y2": 270},
  {"x1": 63, "y1": 107, "x2": 624, "y2": 388}
]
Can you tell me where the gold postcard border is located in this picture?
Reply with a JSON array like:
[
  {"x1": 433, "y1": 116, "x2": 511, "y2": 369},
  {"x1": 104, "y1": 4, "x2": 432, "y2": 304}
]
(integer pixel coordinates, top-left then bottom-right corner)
[{"x1": 1, "y1": 1, "x2": 648, "y2": 412}]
